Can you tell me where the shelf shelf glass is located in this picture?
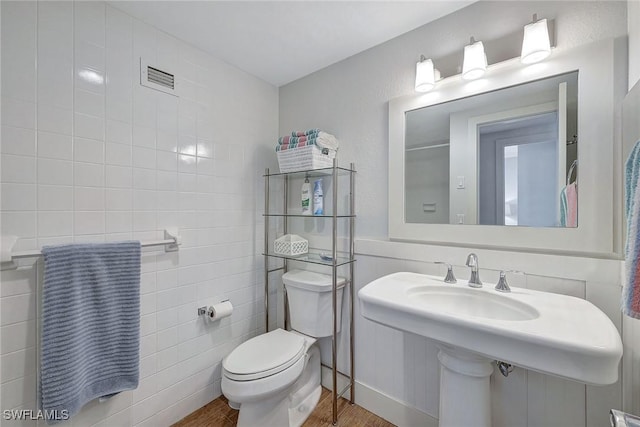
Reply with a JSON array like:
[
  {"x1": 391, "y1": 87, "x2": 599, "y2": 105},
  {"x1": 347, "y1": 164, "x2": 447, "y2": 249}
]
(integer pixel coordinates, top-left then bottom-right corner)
[
  {"x1": 263, "y1": 251, "x2": 356, "y2": 267},
  {"x1": 264, "y1": 166, "x2": 355, "y2": 178}
]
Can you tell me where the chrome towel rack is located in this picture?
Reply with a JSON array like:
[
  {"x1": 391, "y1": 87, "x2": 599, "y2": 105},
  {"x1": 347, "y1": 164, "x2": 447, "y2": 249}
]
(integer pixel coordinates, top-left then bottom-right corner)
[{"x1": 1, "y1": 228, "x2": 181, "y2": 265}]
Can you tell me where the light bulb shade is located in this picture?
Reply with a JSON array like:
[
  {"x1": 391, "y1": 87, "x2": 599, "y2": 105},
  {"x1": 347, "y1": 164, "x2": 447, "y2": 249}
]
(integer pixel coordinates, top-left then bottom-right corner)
[
  {"x1": 415, "y1": 58, "x2": 436, "y2": 92},
  {"x1": 521, "y1": 18, "x2": 551, "y2": 64},
  {"x1": 462, "y1": 41, "x2": 487, "y2": 80}
]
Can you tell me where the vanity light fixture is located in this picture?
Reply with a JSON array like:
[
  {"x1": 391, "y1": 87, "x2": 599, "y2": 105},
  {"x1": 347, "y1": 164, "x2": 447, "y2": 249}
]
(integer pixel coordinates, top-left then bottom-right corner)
[
  {"x1": 521, "y1": 14, "x2": 551, "y2": 64},
  {"x1": 415, "y1": 55, "x2": 440, "y2": 92},
  {"x1": 462, "y1": 37, "x2": 487, "y2": 80}
]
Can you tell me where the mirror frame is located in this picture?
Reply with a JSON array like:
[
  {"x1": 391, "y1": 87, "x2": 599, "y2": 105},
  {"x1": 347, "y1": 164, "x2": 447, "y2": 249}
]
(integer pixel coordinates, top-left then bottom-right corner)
[{"x1": 389, "y1": 39, "x2": 617, "y2": 254}]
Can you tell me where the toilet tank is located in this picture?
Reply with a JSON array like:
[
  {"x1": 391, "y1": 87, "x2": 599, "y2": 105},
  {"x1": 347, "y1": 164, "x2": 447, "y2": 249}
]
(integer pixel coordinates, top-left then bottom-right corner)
[{"x1": 283, "y1": 270, "x2": 346, "y2": 338}]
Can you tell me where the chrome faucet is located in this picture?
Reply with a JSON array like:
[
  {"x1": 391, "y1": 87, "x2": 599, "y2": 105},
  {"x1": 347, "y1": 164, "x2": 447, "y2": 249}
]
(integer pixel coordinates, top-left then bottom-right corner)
[
  {"x1": 495, "y1": 271, "x2": 511, "y2": 293},
  {"x1": 465, "y1": 253, "x2": 482, "y2": 288},
  {"x1": 435, "y1": 262, "x2": 457, "y2": 284},
  {"x1": 495, "y1": 270, "x2": 524, "y2": 293}
]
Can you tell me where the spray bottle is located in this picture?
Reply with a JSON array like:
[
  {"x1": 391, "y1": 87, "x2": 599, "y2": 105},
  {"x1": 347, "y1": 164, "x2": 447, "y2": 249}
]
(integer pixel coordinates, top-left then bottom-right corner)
[{"x1": 313, "y1": 178, "x2": 324, "y2": 215}]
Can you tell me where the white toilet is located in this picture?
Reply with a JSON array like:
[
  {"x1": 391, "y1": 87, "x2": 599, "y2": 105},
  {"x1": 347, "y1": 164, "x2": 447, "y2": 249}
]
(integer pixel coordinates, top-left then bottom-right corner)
[{"x1": 221, "y1": 269, "x2": 346, "y2": 427}]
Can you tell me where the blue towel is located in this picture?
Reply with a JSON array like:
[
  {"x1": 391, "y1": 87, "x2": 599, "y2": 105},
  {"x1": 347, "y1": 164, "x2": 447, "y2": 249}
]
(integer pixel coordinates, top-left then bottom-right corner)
[
  {"x1": 625, "y1": 140, "x2": 640, "y2": 318},
  {"x1": 40, "y1": 241, "x2": 141, "y2": 423}
]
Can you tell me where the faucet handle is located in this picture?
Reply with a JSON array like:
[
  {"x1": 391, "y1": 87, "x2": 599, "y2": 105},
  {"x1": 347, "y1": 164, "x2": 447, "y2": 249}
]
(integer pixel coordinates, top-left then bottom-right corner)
[
  {"x1": 435, "y1": 262, "x2": 457, "y2": 284},
  {"x1": 466, "y1": 253, "x2": 478, "y2": 268},
  {"x1": 495, "y1": 270, "x2": 525, "y2": 293}
]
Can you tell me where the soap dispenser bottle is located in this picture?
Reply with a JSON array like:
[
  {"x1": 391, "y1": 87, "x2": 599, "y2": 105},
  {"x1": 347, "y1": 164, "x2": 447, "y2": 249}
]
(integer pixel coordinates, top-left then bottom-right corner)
[{"x1": 301, "y1": 177, "x2": 311, "y2": 215}]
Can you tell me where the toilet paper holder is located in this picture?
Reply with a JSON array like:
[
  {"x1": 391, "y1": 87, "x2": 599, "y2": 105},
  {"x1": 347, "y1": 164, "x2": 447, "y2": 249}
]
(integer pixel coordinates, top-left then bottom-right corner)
[{"x1": 198, "y1": 300, "x2": 231, "y2": 319}]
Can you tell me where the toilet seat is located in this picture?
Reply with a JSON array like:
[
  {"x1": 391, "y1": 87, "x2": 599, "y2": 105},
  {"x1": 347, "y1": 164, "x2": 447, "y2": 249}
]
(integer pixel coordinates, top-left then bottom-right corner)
[{"x1": 223, "y1": 329, "x2": 306, "y2": 381}]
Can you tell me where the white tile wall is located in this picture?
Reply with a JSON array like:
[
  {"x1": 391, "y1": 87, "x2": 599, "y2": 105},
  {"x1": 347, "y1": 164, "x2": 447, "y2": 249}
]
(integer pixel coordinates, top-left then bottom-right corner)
[
  {"x1": 0, "y1": 1, "x2": 278, "y2": 426},
  {"x1": 629, "y1": 0, "x2": 640, "y2": 90}
]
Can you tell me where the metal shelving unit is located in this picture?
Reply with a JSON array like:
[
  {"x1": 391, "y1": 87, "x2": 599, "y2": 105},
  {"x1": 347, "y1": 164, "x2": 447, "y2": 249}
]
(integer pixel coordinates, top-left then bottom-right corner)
[{"x1": 263, "y1": 160, "x2": 356, "y2": 425}]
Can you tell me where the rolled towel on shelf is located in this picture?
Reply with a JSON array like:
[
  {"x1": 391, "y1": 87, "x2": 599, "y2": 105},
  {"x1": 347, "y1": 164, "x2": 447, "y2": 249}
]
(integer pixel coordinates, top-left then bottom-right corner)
[
  {"x1": 278, "y1": 134, "x2": 315, "y2": 145},
  {"x1": 292, "y1": 128, "x2": 320, "y2": 137},
  {"x1": 276, "y1": 131, "x2": 339, "y2": 151},
  {"x1": 315, "y1": 132, "x2": 339, "y2": 150}
]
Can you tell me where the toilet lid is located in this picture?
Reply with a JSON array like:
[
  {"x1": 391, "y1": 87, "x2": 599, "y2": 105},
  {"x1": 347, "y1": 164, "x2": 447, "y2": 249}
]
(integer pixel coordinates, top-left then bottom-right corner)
[{"x1": 223, "y1": 329, "x2": 306, "y2": 379}]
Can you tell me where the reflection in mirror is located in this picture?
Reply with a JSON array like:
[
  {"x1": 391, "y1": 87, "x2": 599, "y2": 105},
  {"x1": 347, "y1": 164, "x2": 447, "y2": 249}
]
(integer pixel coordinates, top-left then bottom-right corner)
[{"x1": 405, "y1": 71, "x2": 578, "y2": 227}]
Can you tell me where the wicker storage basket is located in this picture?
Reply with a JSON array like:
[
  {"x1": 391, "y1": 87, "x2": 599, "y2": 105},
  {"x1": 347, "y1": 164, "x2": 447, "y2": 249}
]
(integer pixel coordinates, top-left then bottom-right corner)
[
  {"x1": 277, "y1": 145, "x2": 336, "y2": 173},
  {"x1": 274, "y1": 234, "x2": 309, "y2": 256}
]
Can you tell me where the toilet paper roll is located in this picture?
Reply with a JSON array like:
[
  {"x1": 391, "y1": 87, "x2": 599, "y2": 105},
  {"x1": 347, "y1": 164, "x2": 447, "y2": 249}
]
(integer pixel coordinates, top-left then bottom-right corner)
[{"x1": 207, "y1": 300, "x2": 233, "y2": 321}]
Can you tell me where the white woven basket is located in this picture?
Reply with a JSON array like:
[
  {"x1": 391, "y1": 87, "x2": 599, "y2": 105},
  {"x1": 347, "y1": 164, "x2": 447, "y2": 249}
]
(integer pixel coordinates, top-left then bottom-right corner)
[
  {"x1": 274, "y1": 234, "x2": 309, "y2": 256},
  {"x1": 277, "y1": 145, "x2": 336, "y2": 173}
]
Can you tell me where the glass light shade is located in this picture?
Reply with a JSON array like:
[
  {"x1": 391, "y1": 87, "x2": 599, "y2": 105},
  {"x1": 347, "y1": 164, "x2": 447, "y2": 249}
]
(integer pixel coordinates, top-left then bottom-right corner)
[
  {"x1": 521, "y1": 18, "x2": 551, "y2": 64},
  {"x1": 415, "y1": 58, "x2": 438, "y2": 92},
  {"x1": 462, "y1": 41, "x2": 487, "y2": 80}
]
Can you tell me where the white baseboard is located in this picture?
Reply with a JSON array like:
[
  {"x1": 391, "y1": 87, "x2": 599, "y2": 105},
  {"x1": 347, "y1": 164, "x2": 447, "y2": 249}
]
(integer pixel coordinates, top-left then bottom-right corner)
[{"x1": 320, "y1": 366, "x2": 438, "y2": 427}]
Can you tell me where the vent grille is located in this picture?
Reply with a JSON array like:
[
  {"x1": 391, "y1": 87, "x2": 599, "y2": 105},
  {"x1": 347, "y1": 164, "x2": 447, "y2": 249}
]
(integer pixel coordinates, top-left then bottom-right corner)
[
  {"x1": 140, "y1": 58, "x2": 178, "y2": 96},
  {"x1": 147, "y1": 66, "x2": 174, "y2": 90}
]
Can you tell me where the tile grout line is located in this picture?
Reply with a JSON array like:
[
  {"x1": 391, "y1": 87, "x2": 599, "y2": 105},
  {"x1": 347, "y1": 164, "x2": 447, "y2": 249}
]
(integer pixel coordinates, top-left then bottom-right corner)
[
  {"x1": 71, "y1": 1, "x2": 75, "y2": 245},
  {"x1": 34, "y1": 1, "x2": 39, "y2": 249},
  {"x1": 103, "y1": 2, "x2": 107, "y2": 241},
  {"x1": 34, "y1": 2, "x2": 40, "y2": 420},
  {"x1": 130, "y1": 15, "x2": 135, "y2": 244}
]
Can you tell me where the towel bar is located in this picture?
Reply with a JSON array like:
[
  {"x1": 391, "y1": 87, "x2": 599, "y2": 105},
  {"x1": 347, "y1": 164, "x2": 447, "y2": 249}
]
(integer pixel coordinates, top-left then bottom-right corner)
[{"x1": 1, "y1": 228, "x2": 181, "y2": 263}]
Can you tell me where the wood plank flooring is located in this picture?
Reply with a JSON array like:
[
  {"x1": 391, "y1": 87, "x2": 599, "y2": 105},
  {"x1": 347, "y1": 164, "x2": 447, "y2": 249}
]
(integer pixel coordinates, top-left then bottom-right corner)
[{"x1": 172, "y1": 387, "x2": 395, "y2": 427}]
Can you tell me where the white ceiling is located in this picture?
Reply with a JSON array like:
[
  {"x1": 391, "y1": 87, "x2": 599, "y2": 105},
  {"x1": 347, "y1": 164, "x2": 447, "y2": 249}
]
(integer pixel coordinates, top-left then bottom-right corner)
[{"x1": 110, "y1": 1, "x2": 474, "y2": 87}]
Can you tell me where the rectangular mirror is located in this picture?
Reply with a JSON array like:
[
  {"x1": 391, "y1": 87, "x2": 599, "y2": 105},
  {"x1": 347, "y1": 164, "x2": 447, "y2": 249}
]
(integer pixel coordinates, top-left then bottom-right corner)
[
  {"x1": 405, "y1": 71, "x2": 578, "y2": 227},
  {"x1": 389, "y1": 40, "x2": 619, "y2": 254}
]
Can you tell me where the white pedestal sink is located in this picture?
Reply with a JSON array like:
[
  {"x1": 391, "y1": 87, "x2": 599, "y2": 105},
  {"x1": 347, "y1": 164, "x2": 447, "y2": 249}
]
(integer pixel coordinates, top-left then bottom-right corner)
[{"x1": 358, "y1": 272, "x2": 623, "y2": 427}]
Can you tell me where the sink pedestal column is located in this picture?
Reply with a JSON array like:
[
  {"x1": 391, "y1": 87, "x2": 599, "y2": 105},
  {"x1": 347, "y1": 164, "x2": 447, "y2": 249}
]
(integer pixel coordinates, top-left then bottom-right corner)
[{"x1": 437, "y1": 347, "x2": 494, "y2": 427}]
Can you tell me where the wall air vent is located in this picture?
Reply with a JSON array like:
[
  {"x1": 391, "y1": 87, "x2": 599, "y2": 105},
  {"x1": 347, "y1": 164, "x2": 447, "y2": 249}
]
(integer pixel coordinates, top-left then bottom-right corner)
[
  {"x1": 148, "y1": 66, "x2": 174, "y2": 89},
  {"x1": 140, "y1": 58, "x2": 178, "y2": 96}
]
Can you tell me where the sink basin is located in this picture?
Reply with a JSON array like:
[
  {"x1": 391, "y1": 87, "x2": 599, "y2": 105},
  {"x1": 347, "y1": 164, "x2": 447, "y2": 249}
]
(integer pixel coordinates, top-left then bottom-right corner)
[
  {"x1": 359, "y1": 272, "x2": 622, "y2": 386},
  {"x1": 359, "y1": 272, "x2": 623, "y2": 427},
  {"x1": 407, "y1": 287, "x2": 539, "y2": 321}
]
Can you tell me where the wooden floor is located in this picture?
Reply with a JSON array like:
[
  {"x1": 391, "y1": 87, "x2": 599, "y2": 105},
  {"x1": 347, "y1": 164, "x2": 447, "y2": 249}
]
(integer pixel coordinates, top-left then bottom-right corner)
[{"x1": 172, "y1": 387, "x2": 395, "y2": 427}]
